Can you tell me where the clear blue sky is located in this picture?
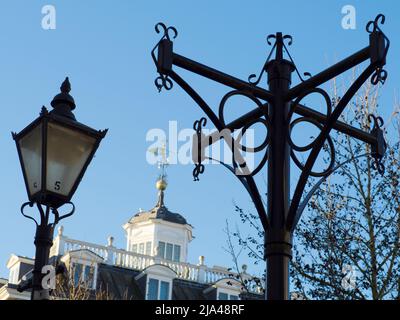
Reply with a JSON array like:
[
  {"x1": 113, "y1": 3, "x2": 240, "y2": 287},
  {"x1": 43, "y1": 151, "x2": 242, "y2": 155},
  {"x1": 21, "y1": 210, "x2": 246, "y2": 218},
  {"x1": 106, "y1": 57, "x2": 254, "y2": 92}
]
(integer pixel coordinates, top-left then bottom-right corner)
[{"x1": 0, "y1": 0, "x2": 399, "y2": 279}]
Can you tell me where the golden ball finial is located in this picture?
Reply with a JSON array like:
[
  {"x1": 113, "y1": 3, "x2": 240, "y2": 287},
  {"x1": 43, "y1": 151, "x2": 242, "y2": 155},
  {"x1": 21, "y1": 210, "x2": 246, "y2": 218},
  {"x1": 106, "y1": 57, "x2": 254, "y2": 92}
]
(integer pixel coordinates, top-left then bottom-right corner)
[{"x1": 156, "y1": 179, "x2": 167, "y2": 191}]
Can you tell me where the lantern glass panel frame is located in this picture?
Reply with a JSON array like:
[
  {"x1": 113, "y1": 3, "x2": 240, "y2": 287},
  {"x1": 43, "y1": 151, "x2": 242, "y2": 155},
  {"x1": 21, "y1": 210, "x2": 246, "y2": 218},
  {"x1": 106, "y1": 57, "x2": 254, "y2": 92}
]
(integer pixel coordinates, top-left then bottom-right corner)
[{"x1": 13, "y1": 111, "x2": 107, "y2": 209}]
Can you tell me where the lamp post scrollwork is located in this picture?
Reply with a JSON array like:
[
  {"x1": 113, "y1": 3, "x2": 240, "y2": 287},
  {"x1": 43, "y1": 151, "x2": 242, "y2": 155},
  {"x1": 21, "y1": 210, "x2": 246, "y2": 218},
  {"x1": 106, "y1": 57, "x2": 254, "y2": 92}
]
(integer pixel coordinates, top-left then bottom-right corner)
[{"x1": 151, "y1": 15, "x2": 389, "y2": 300}]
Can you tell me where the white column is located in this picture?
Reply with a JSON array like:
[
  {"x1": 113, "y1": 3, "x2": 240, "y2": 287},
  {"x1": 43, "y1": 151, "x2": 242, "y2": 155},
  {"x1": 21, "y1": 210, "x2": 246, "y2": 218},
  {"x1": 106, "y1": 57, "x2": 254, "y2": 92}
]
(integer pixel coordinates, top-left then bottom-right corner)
[
  {"x1": 197, "y1": 255, "x2": 207, "y2": 283},
  {"x1": 52, "y1": 225, "x2": 66, "y2": 256},
  {"x1": 105, "y1": 236, "x2": 115, "y2": 265}
]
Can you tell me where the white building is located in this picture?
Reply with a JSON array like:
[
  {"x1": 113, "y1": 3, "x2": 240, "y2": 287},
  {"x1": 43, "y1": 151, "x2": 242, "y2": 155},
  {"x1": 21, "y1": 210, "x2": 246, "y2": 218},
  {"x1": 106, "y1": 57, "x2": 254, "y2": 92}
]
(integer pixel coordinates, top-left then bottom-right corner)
[{"x1": 0, "y1": 177, "x2": 262, "y2": 300}]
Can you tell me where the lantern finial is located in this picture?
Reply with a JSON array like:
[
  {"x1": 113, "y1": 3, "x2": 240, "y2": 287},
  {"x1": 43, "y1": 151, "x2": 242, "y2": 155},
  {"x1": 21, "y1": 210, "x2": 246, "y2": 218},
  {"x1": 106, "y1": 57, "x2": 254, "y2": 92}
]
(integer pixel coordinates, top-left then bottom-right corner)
[
  {"x1": 50, "y1": 77, "x2": 76, "y2": 119},
  {"x1": 60, "y1": 77, "x2": 71, "y2": 94}
]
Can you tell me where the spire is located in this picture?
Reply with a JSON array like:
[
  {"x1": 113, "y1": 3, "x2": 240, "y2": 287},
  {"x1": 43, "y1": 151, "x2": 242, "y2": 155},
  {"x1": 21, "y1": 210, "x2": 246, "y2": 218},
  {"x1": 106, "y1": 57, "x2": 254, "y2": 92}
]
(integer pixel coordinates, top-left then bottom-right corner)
[
  {"x1": 149, "y1": 141, "x2": 169, "y2": 208},
  {"x1": 156, "y1": 178, "x2": 167, "y2": 207}
]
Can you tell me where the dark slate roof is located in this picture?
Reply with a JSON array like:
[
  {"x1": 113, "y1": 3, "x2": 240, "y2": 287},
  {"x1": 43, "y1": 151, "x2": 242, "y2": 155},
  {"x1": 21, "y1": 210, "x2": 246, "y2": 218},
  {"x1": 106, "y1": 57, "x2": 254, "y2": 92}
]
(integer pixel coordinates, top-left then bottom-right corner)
[
  {"x1": 97, "y1": 264, "x2": 144, "y2": 300},
  {"x1": 172, "y1": 279, "x2": 210, "y2": 300},
  {"x1": 130, "y1": 205, "x2": 188, "y2": 225},
  {"x1": 97, "y1": 265, "x2": 218, "y2": 300},
  {"x1": 96, "y1": 264, "x2": 144, "y2": 300},
  {"x1": 127, "y1": 188, "x2": 189, "y2": 226}
]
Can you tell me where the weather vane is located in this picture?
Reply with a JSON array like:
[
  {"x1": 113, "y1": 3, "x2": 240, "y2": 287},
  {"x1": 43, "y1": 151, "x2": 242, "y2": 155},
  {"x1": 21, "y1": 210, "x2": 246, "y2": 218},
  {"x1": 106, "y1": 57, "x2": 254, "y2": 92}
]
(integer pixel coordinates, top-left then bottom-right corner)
[{"x1": 148, "y1": 141, "x2": 169, "y2": 181}]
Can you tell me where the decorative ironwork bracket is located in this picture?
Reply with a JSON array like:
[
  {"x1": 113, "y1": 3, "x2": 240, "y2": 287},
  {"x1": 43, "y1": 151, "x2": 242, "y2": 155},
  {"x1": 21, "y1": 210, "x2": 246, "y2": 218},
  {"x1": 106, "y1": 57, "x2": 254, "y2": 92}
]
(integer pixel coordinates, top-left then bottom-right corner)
[
  {"x1": 192, "y1": 117, "x2": 207, "y2": 181},
  {"x1": 151, "y1": 23, "x2": 177, "y2": 92},
  {"x1": 151, "y1": 14, "x2": 390, "y2": 234},
  {"x1": 21, "y1": 201, "x2": 75, "y2": 227},
  {"x1": 369, "y1": 114, "x2": 387, "y2": 174}
]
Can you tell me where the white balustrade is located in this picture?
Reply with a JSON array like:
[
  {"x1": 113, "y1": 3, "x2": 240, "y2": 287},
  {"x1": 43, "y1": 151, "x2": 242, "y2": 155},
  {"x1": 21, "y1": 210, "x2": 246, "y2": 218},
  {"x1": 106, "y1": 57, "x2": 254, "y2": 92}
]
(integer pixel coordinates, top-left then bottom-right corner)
[{"x1": 52, "y1": 235, "x2": 247, "y2": 286}]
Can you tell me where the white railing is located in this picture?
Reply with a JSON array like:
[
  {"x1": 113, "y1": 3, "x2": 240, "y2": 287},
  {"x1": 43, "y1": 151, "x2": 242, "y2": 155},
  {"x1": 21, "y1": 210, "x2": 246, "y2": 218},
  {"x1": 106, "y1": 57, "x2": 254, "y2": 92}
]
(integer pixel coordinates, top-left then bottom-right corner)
[{"x1": 51, "y1": 231, "x2": 252, "y2": 286}]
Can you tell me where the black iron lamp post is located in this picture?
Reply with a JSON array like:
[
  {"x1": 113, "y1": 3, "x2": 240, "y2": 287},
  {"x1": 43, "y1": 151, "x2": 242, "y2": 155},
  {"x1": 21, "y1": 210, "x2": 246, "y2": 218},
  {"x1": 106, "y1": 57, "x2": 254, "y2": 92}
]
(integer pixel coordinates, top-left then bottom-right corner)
[
  {"x1": 12, "y1": 78, "x2": 107, "y2": 300},
  {"x1": 152, "y1": 15, "x2": 389, "y2": 300}
]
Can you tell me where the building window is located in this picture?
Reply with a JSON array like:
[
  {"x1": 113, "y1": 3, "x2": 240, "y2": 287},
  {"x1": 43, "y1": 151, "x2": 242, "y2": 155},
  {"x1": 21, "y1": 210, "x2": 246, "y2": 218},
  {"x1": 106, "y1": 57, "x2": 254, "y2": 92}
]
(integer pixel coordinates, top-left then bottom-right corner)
[
  {"x1": 139, "y1": 243, "x2": 145, "y2": 254},
  {"x1": 218, "y1": 292, "x2": 239, "y2": 300},
  {"x1": 72, "y1": 263, "x2": 95, "y2": 288},
  {"x1": 166, "y1": 243, "x2": 173, "y2": 260},
  {"x1": 147, "y1": 278, "x2": 158, "y2": 300},
  {"x1": 132, "y1": 242, "x2": 152, "y2": 256},
  {"x1": 84, "y1": 265, "x2": 94, "y2": 288},
  {"x1": 73, "y1": 263, "x2": 83, "y2": 286},
  {"x1": 157, "y1": 241, "x2": 181, "y2": 262},
  {"x1": 173, "y1": 245, "x2": 181, "y2": 262},
  {"x1": 158, "y1": 242, "x2": 166, "y2": 258},
  {"x1": 160, "y1": 281, "x2": 170, "y2": 300},
  {"x1": 147, "y1": 278, "x2": 170, "y2": 300},
  {"x1": 145, "y1": 242, "x2": 152, "y2": 255}
]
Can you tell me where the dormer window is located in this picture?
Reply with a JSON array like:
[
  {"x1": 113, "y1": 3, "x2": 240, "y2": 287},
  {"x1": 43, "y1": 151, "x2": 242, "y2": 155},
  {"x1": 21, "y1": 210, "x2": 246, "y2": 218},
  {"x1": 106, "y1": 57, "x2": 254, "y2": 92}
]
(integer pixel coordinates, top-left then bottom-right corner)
[
  {"x1": 60, "y1": 249, "x2": 103, "y2": 291},
  {"x1": 72, "y1": 262, "x2": 95, "y2": 288},
  {"x1": 209, "y1": 278, "x2": 242, "y2": 301},
  {"x1": 218, "y1": 292, "x2": 239, "y2": 300},
  {"x1": 147, "y1": 278, "x2": 171, "y2": 300},
  {"x1": 6, "y1": 255, "x2": 34, "y2": 286},
  {"x1": 136, "y1": 264, "x2": 176, "y2": 301}
]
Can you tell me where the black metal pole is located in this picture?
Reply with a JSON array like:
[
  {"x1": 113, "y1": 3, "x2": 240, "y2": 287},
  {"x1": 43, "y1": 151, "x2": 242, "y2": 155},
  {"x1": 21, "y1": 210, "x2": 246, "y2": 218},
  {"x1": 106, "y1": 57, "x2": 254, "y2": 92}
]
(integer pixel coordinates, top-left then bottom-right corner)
[
  {"x1": 264, "y1": 33, "x2": 294, "y2": 300},
  {"x1": 31, "y1": 224, "x2": 54, "y2": 300}
]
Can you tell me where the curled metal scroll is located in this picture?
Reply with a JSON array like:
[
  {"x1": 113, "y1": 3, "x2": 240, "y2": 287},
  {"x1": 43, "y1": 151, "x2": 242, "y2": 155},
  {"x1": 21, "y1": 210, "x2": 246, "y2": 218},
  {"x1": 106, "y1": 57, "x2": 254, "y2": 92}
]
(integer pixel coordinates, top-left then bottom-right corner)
[
  {"x1": 193, "y1": 117, "x2": 207, "y2": 181},
  {"x1": 21, "y1": 202, "x2": 39, "y2": 226},
  {"x1": 280, "y1": 35, "x2": 312, "y2": 83},
  {"x1": 52, "y1": 202, "x2": 75, "y2": 226},
  {"x1": 247, "y1": 33, "x2": 311, "y2": 86},
  {"x1": 20, "y1": 201, "x2": 75, "y2": 227},
  {"x1": 366, "y1": 14, "x2": 390, "y2": 85},
  {"x1": 368, "y1": 114, "x2": 386, "y2": 174},
  {"x1": 219, "y1": 90, "x2": 268, "y2": 127},
  {"x1": 151, "y1": 23, "x2": 178, "y2": 92},
  {"x1": 247, "y1": 35, "x2": 277, "y2": 86},
  {"x1": 248, "y1": 34, "x2": 311, "y2": 86},
  {"x1": 218, "y1": 90, "x2": 271, "y2": 176},
  {"x1": 287, "y1": 88, "x2": 335, "y2": 177},
  {"x1": 155, "y1": 23, "x2": 178, "y2": 41}
]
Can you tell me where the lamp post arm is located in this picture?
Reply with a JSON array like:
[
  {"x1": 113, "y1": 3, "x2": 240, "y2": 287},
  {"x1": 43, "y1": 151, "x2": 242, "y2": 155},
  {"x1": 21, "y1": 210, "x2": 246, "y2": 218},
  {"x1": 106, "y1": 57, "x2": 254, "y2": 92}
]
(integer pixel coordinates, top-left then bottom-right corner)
[
  {"x1": 286, "y1": 46, "x2": 370, "y2": 101},
  {"x1": 205, "y1": 157, "x2": 269, "y2": 230},
  {"x1": 153, "y1": 35, "x2": 274, "y2": 102},
  {"x1": 225, "y1": 101, "x2": 377, "y2": 145},
  {"x1": 286, "y1": 15, "x2": 389, "y2": 102},
  {"x1": 286, "y1": 63, "x2": 377, "y2": 231},
  {"x1": 168, "y1": 70, "x2": 223, "y2": 131},
  {"x1": 169, "y1": 68, "x2": 271, "y2": 229},
  {"x1": 173, "y1": 53, "x2": 274, "y2": 102}
]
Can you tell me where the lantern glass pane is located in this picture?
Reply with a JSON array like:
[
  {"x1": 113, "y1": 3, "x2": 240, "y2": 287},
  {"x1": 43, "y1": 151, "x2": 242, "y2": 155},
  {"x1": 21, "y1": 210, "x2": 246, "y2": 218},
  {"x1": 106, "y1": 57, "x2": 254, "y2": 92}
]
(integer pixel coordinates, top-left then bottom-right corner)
[
  {"x1": 46, "y1": 122, "x2": 96, "y2": 196},
  {"x1": 18, "y1": 124, "x2": 42, "y2": 196}
]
